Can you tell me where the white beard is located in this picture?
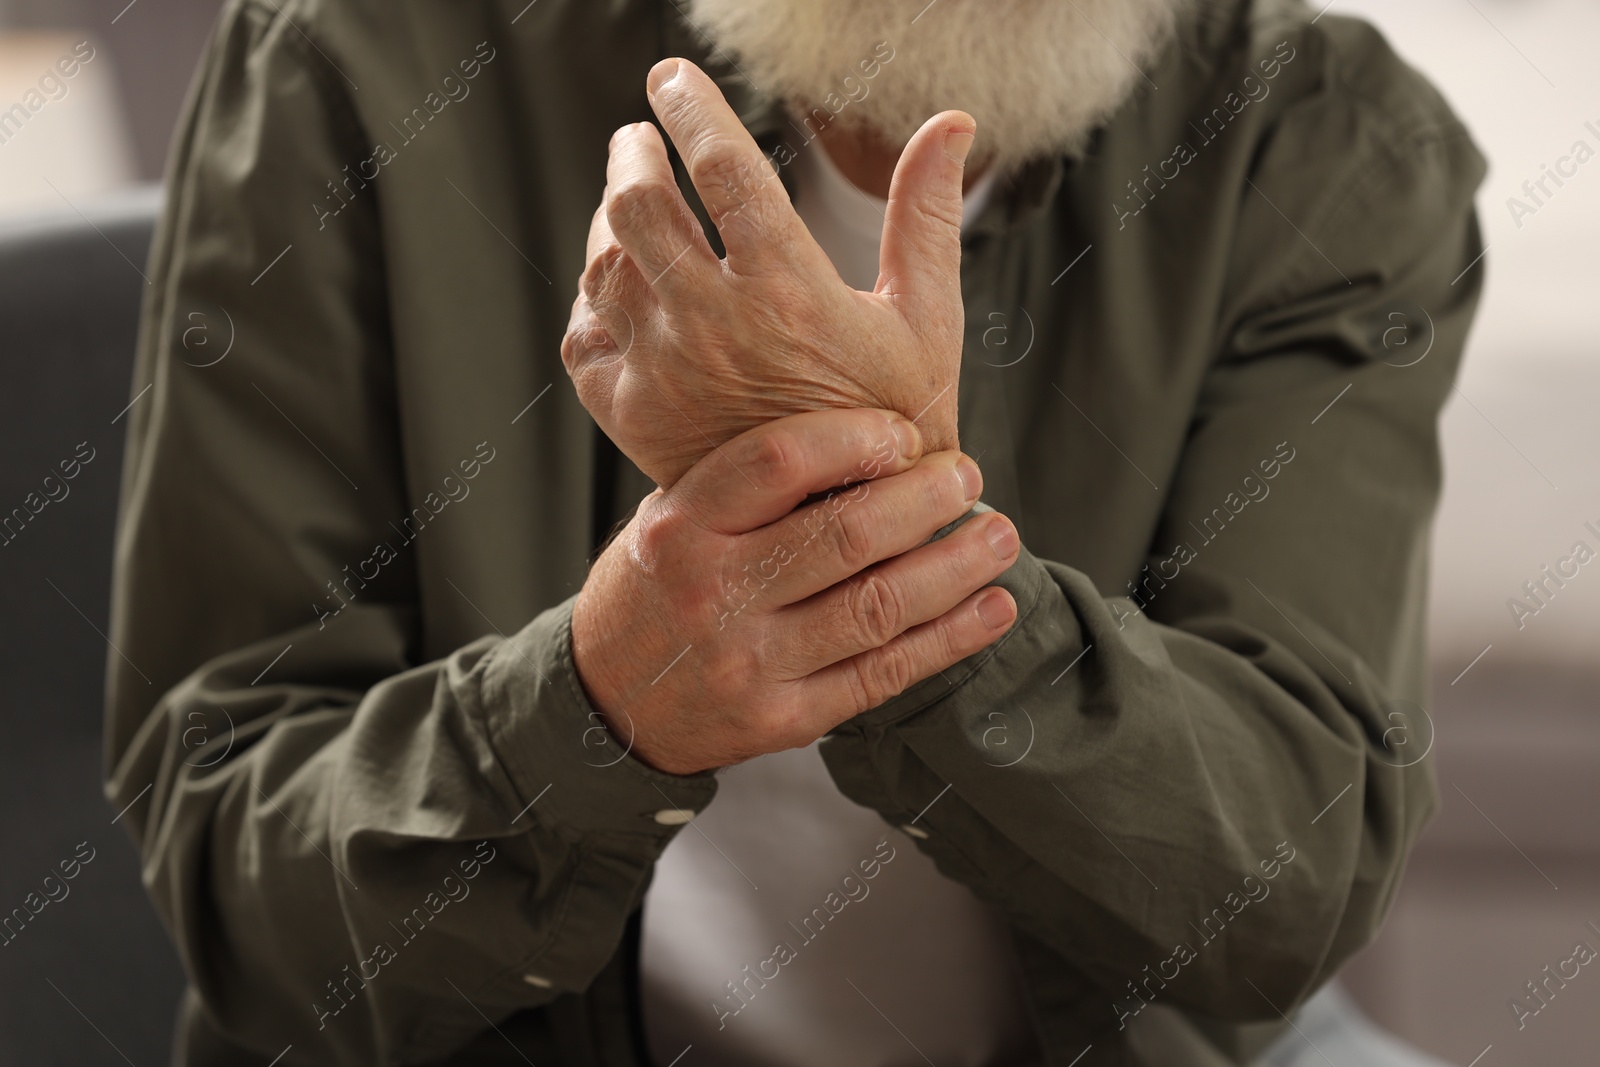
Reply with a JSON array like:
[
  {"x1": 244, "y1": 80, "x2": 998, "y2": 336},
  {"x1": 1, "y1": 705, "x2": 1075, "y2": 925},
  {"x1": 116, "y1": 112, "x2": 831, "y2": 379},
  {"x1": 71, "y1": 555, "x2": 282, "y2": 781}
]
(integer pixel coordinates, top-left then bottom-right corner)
[{"x1": 684, "y1": 0, "x2": 1193, "y2": 175}]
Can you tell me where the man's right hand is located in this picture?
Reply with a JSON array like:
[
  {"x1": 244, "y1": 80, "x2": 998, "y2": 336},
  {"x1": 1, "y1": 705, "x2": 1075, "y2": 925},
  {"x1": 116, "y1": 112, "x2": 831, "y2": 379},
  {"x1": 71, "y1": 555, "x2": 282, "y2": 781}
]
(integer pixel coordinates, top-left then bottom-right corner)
[
  {"x1": 570, "y1": 408, "x2": 1021, "y2": 776},
  {"x1": 562, "y1": 59, "x2": 975, "y2": 490}
]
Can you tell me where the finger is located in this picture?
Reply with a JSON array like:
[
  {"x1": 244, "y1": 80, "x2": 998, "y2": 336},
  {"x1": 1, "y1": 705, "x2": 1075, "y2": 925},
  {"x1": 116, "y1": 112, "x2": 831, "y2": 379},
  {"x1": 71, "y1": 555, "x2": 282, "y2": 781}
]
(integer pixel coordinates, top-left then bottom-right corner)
[
  {"x1": 769, "y1": 511, "x2": 1020, "y2": 673},
  {"x1": 605, "y1": 122, "x2": 720, "y2": 297},
  {"x1": 803, "y1": 586, "x2": 1018, "y2": 725},
  {"x1": 645, "y1": 58, "x2": 823, "y2": 274},
  {"x1": 579, "y1": 200, "x2": 654, "y2": 346},
  {"x1": 745, "y1": 450, "x2": 984, "y2": 607},
  {"x1": 877, "y1": 110, "x2": 975, "y2": 339},
  {"x1": 669, "y1": 408, "x2": 924, "y2": 535}
]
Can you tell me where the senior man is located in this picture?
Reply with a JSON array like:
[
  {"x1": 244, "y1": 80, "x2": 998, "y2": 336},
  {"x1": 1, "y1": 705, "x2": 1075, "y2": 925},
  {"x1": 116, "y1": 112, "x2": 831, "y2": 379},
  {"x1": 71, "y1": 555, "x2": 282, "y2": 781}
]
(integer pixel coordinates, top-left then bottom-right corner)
[{"x1": 106, "y1": 0, "x2": 1484, "y2": 1064}]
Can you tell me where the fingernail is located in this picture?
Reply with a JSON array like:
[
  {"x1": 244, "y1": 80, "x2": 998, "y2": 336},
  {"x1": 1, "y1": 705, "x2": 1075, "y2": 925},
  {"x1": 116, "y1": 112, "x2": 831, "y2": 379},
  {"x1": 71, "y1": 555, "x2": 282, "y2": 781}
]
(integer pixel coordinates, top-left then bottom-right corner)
[
  {"x1": 956, "y1": 456, "x2": 983, "y2": 504},
  {"x1": 977, "y1": 589, "x2": 1012, "y2": 630},
  {"x1": 985, "y1": 518, "x2": 1018, "y2": 561},
  {"x1": 647, "y1": 59, "x2": 681, "y2": 97},
  {"x1": 892, "y1": 418, "x2": 921, "y2": 459},
  {"x1": 944, "y1": 129, "x2": 975, "y2": 166}
]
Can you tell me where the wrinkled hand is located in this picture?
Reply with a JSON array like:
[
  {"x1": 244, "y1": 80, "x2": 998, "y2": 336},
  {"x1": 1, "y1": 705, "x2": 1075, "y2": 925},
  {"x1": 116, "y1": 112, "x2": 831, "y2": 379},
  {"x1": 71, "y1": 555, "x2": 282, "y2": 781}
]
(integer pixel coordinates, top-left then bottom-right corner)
[
  {"x1": 561, "y1": 57, "x2": 976, "y2": 489},
  {"x1": 571, "y1": 408, "x2": 1020, "y2": 775}
]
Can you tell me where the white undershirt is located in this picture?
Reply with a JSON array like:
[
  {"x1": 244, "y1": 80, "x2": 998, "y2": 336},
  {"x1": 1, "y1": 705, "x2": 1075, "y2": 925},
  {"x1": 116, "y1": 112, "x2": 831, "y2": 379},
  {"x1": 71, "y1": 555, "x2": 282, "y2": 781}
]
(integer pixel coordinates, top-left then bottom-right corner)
[
  {"x1": 786, "y1": 128, "x2": 1000, "y2": 290},
  {"x1": 639, "y1": 140, "x2": 1036, "y2": 1067}
]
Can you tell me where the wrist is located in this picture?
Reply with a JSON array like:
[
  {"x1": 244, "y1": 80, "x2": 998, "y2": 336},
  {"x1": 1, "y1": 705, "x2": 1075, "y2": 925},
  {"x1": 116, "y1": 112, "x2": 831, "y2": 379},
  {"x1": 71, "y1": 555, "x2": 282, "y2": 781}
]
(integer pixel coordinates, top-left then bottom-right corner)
[{"x1": 570, "y1": 572, "x2": 628, "y2": 737}]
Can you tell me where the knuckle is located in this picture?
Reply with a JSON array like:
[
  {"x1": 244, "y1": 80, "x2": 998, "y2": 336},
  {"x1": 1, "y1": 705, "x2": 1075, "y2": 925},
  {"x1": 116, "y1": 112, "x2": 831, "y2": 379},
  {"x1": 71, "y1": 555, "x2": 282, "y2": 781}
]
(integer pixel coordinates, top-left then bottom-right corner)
[
  {"x1": 703, "y1": 640, "x2": 756, "y2": 697},
  {"x1": 848, "y1": 573, "x2": 905, "y2": 647},
  {"x1": 852, "y1": 644, "x2": 918, "y2": 711},
  {"x1": 676, "y1": 564, "x2": 722, "y2": 627},
  {"x1": 740, "y1": 428, "x2": 802, "y2": 492},
  {"x1": 562, "y1": 335, "x2": 601, "y2": 380},
  {"x1": 826, "y1": 503, "x2": 877, "y2": 570},
  {"x1": 606, "y1": 178, "x2": 675, "y2": 236},
  {"x1": 631, "y1": 497, "x2": 694, "y2": 573},
  {"x1": 841, "y1": 667, "x2": 873, "y2": 715},
  {"x1": 559, "y1": 328, "x2": 583, "y2": 371},
  {"x1": 561, "y1": 310, "x2": 611, "y2": 371},
  {"x1": 693, "y1": 144, "x2": 766, "y2": 212},
  {"x1": 580, "y1": 244, "x2": 628, "y2": 300}
]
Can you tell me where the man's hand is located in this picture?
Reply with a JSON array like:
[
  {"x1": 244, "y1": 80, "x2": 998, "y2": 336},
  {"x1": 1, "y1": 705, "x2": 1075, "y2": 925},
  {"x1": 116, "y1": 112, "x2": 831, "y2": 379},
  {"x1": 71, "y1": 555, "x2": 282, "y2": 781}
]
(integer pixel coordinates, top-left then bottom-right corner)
[
  {"x1": 570, "y1": 408, "x2": 1020, "y2": 776},
  {"x1": 561, "y1": 58, "x2": 976, "y2": 488}
]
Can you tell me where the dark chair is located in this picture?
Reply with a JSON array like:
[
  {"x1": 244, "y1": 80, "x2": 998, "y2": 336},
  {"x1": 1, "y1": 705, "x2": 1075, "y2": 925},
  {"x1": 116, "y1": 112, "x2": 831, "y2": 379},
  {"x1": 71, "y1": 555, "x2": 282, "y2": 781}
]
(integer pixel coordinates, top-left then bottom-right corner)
[{"x1": 0, "y1": 185, "x2": 186, "y2": 1065}]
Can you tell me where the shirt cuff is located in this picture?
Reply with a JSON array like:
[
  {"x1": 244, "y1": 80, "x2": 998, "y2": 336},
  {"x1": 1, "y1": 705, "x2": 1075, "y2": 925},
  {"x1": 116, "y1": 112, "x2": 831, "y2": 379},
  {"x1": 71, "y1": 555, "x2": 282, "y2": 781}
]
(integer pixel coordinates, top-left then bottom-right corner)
[{"x1": 477, "y1": 597, "x2": 718, "y2": 841}]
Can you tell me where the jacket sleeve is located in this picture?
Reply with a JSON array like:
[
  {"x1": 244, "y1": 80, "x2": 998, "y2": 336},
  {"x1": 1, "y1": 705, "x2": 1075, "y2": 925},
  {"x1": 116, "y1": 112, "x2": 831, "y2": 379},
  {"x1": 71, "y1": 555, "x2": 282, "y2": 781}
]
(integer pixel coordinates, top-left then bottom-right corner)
[
  {"x1": 820, "y1": 61, "x2": 1487, "y2": 1026},
  {"x1": 104, "y1": 3, "x2": 713, "y2": 1063}
]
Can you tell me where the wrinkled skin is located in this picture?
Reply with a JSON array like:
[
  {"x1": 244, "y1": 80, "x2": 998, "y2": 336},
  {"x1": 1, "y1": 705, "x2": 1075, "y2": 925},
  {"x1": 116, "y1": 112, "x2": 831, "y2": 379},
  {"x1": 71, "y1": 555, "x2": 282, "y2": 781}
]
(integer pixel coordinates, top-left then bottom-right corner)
[
  {"x1": 571, "y1": 409, "x2": 1020, "y2": 775},
  {"x1": 562, "y1": 58, "x2": 976, "y2": 489},
  {"x1": 564, "y1": 59, "x2": 1012, "y2": 775}
]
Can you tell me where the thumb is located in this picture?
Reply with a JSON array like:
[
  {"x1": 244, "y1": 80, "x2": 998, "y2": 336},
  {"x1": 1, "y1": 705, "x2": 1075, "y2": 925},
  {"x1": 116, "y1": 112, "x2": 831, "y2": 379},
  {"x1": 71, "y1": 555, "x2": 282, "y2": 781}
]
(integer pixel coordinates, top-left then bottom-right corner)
[{"x1": 876, "y1": 110, "x2": 976, "y2": 333}]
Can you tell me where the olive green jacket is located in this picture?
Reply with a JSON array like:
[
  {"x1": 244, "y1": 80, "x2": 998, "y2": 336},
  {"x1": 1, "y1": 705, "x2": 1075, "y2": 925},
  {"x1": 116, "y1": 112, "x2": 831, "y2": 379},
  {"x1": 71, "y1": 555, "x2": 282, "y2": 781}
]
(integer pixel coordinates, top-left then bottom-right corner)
[{"x1": 106, "y1": 0, "x2": 1485, "y2": 1063}]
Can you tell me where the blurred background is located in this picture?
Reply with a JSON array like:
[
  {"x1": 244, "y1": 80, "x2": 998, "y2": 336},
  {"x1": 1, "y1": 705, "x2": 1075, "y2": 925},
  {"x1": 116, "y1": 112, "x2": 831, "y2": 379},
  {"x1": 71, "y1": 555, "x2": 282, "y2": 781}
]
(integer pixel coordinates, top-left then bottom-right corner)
[{"x1": 0, "y1": 0, "x2": 1594, "y2": 1064}]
